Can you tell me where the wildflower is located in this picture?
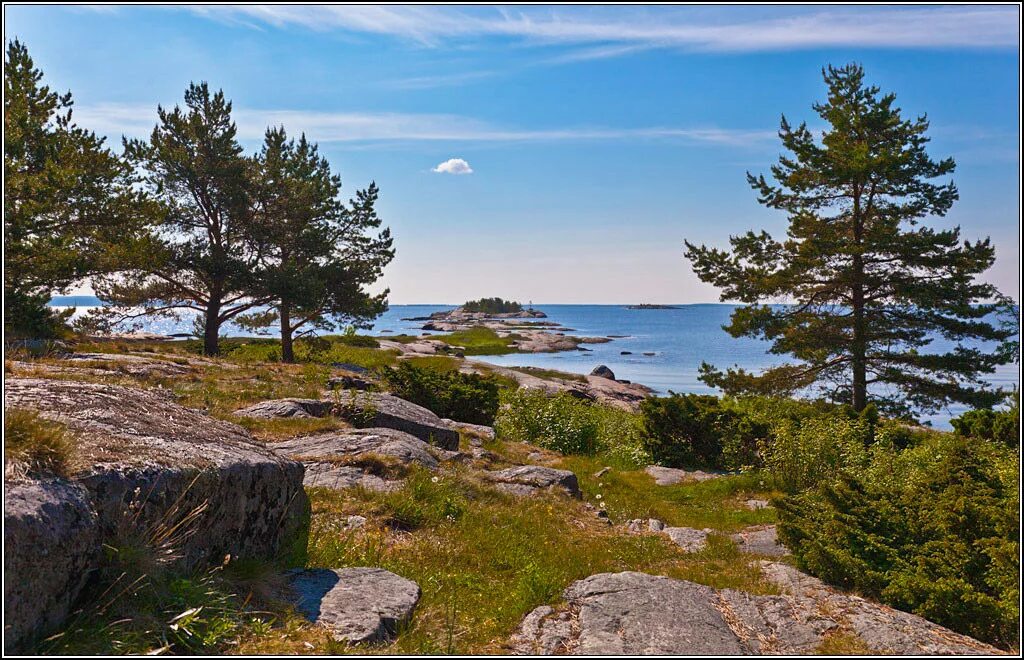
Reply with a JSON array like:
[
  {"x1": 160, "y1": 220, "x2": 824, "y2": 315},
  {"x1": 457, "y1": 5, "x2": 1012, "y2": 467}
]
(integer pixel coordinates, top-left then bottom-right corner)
[
  {"x1": 431, "y1": 476, "x2": 439, "y2": 483},
  {"x1": 595, "y1": 494, "x2": 602, "y2": 500}
]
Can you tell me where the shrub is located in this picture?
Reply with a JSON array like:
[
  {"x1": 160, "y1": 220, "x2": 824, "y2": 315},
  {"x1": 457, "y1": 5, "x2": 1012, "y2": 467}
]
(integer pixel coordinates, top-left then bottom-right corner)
[
  {"x1": 951, "y1": 399, "x2": 1020, "y2": 447},
  {"x1": 331, "y1": 334, "x2": 380, "y2": 348},
  {"x1": 759, "y1": 412, "x2": 873, "y2": 492},
  {"x1": 494, "y1": 389, "x2": 650, "y2": 465},
  {"x1": 378, "y1": 362, "x2": 500, "y2": 425},
  {"x1": 775, "y1": 433, "x2": 1019, "y2": 647},
  {"x1": 4, "y1": 408, "x2": 75, "y2": 478},
  {"x1": 496, "y1": 389, "x2": 601, "y2": 455},
  {"x1": 639, "y1": 393, "x2": 767, "y2": 471}
]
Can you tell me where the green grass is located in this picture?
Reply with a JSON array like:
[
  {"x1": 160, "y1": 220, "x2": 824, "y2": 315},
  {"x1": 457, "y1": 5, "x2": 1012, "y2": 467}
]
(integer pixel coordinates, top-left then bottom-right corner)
[
  {"x1": 4, "y1": 408, "x2": 76, "y2": 478},
  {"x1": 435, "y1": 326, "x2": 520, "y2": 356},
  {"x1": 510, "y1": 366, "x2": 587, "y2": 383},
  {"x1": 559, "y1": 454, "x2": 778, "y2": 531},
  {"x1": 274, "y1": 465, "x2": 778, "y2": 655}
]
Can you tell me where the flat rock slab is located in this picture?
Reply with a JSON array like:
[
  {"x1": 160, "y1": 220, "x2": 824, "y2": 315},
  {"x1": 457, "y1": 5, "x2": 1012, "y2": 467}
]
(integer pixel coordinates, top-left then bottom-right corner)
[
  {"x1": 235, "y1": 398, "x2": 332, "y2": 419},
  {"x1": 663, "y1": 526, "x2": 712, "y2": 552},
  {"x1": 486, "y1": 465, "x2": 581, "y2": 498},
  {"x1": 289, "y1": 567, "x2": 420, "y2": 644},
  {"x1": 332, "y1": 392, "x2": 460, "y2": 450},
  {"x1": 273, "y1": 428, "x2": 448, "y2": 492},
  {"x1": 730, "y1": 525, "x2": 788, "y2": 557},
  {"x1": 644, "y1": 465, "x2": 726, "y2": 486},
  {"x1": 62, "y1": 352, "x2": 191, "y2": 377},
  {"x1": 759, "y1": 562, "x2": 1001, "y2": 655},
  {"x1": 511, "y1": 569, "x2": 1001, "y2": 655}
]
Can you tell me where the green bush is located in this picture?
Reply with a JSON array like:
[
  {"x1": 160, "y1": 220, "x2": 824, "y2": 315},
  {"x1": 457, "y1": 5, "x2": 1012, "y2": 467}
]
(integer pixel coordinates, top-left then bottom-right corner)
[
  {"x1": 951, "y1": 400, "x2": 1020, "y2": 448},
  {"x1": 775, "y1": 433, "x2": 1019, "y2": 647},
  {"x1": 378, "y1": 362, "x2": 500, "y2": 425},
  {"x1": 639, "y1": 393, "x2": 767, "y2": 471},
  {"x1": 495, "y1": 389, "x2": 600, "y2": 455},
  {"x1": 495, "y1": 389, "x2": 650, "y2": 465},
  {"x1": 759, "y1": 412, "x2": 874, "y2": 492}
]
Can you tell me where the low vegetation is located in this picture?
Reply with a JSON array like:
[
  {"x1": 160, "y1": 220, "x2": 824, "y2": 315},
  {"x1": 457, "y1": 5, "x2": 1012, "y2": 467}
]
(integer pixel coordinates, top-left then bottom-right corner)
[
  {"x1": 495, "y1": 389, "x2": 651, "y2": 467},
  {"x1": 4, "y1": 408, "x2": 76, "y2": 478},
  {"x1": 435, "y1": 326, "x2": 520, "y2": 355},
  {"x1": 640, "y1": 393, "x2": 767, "y2": 471},
  {"x1": 377, "y1": 362, "x2": 501, "y2": 425},
  {"x1": 776, "y1": 431, "x2": 1019, "y2": 647}
]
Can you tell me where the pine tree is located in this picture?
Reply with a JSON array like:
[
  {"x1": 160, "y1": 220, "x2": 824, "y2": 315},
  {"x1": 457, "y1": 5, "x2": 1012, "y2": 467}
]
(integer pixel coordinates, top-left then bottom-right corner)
[
  {"x1": 685, "y1": 64, "x2": 1018, "y2": 418},
  {"x1": 3, "y1": 40, "x2": 154, "y2": 338},
  {"x1": 93, "y1": 83, "x2": 262, "y2": 355},
  {"x1": 238, "y1": 127, "x2": 394, "y2": 362}
]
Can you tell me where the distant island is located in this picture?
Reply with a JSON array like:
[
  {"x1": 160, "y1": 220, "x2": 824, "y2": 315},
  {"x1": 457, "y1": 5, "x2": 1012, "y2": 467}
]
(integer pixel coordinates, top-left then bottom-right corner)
[
  {"x1": 461, "y1": 297, "x2": 526, "y2": 314},
  {"x1": 626, "y1": 304, "x2": 681, "y2": 310}
]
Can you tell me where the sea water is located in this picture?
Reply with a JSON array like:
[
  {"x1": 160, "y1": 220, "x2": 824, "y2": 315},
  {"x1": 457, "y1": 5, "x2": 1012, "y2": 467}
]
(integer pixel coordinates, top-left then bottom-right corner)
[{"x1": 49, "y1": 297, "x2": 1018, "y2": 428}]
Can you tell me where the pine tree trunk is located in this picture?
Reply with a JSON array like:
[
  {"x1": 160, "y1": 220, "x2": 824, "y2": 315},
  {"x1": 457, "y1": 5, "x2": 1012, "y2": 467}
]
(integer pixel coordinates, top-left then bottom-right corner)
[
  {"x1": 203, "y1": 297, "x2": 221, "y2": 356},
  {"x1": 851, "y1": 186, "x2": 867, "y2": 412},
  {"x1": 851, "y1": 257, "x2": 867, "y2": 412},
  {"x1": 280, "y1": 303, "x2": 294, "y2": 363}
]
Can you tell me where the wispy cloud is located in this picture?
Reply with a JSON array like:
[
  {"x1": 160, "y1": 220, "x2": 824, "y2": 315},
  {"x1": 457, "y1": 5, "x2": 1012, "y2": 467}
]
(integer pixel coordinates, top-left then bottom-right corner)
[
  {"x1": 74, "y1": 102, "x2": 775, "y2": 147},
  {"x1": 184, "y1": 6, "x2": 1020, "y2": 52},
  {"x1": 382, "y1": 70, "x2": 499, "y2": 90}
]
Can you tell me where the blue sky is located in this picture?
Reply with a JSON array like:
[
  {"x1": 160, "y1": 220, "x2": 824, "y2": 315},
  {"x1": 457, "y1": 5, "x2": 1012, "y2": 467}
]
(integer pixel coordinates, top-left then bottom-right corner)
[{"x1": 5, "y1": 4, "x2": 1020, "y2": 303}]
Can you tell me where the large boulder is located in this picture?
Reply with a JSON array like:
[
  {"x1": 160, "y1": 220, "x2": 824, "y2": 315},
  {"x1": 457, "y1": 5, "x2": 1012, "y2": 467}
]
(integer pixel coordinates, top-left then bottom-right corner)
[
  {"x1": 3, "y1": 378, "x2": 308, "y2": 649},
  {"x1": 511, "y1": 569, "x2": 1001, "y2": 655},
  {"x1": 589, "y1": 365, "x2": 615, "y2": 380},
  {"x1": 333, "y1": 392, "x2": 460, "y2": 450},
  {"x1": 3, "y1": 480, "x2": 98, "y2": 653},
  {"x1": 273, "y1": 428, "x2": 450, "y2": 492},
  {"x1": 486, "y1": 465, "x2": 581, "y2": 498},
  {"x1": 288, "y1": 567, "x2": 420, "y2": 644}
]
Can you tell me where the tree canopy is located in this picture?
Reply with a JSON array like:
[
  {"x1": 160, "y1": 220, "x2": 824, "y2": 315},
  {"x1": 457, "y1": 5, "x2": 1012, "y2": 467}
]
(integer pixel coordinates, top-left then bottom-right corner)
[
  {"x1": 237, "y1": 127, "x2": 394, "y2": 362},
  {"x1": 4, "y1": 40, "x2": 155, "y2": 338},
  {"x1": 92, "y1": 82, "x2": 264, "y2": 355},
  {"x1": 685, "y1": 64, "x2": 1018, "y2": 418}
]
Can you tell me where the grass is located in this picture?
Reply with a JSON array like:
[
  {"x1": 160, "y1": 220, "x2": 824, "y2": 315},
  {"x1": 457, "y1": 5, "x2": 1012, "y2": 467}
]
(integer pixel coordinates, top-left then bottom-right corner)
[
  {"x1": 560, "y1": 454, "x2": 778, "y2": 531},
  {"x1": 510, "y1": 365, "x2": 588, "y2": 383},
  {"x1": 434, "y1": 326, "x2": 520, "y2": 356},
  {"x1": 253, "y1": 463, "x2": 779, "y2": 655},
  {"x1": 4, "y1": 408, "x2": 76, "y2": 478}
]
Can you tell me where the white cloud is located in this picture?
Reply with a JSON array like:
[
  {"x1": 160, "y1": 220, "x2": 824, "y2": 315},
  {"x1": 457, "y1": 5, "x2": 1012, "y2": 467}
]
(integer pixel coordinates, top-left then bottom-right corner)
[
  {"x1": 72, "y1": 102, "x2": 775, "y2": 147},
  {"x1": 432, "y1": 158, "x2": 473, "y2": 175},
  {"x1": 184, "y1": 6, "x2": 1020, "y2": 52}
]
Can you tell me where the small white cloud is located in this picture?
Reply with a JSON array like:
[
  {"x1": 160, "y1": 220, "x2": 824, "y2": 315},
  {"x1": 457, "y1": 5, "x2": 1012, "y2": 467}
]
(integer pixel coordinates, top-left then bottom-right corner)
[{"x1": 432, "y1": 158, "x2": 473, "y2": 174}]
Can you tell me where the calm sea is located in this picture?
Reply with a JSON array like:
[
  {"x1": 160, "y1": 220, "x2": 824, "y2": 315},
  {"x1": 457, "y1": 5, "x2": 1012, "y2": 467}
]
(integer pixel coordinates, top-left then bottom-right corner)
[{"x1": 50, "y1": 297, "x2": 1019, "y2": 428}]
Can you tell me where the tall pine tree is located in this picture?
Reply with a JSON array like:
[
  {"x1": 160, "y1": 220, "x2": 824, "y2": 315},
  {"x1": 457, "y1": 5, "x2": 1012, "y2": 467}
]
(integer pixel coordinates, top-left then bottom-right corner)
[
  {"x1": 4, "y1": 40, "x2": 154, "y2": 338},
  {"x1": 93, "y1": 83, "x2": 263, "y2": 355},
  {"x1": 685, "y1": 64, "x2": 1017, "y2": 418},
  {"x1": 239, "y1": 127, "x2": 394, "y2": 362}
]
